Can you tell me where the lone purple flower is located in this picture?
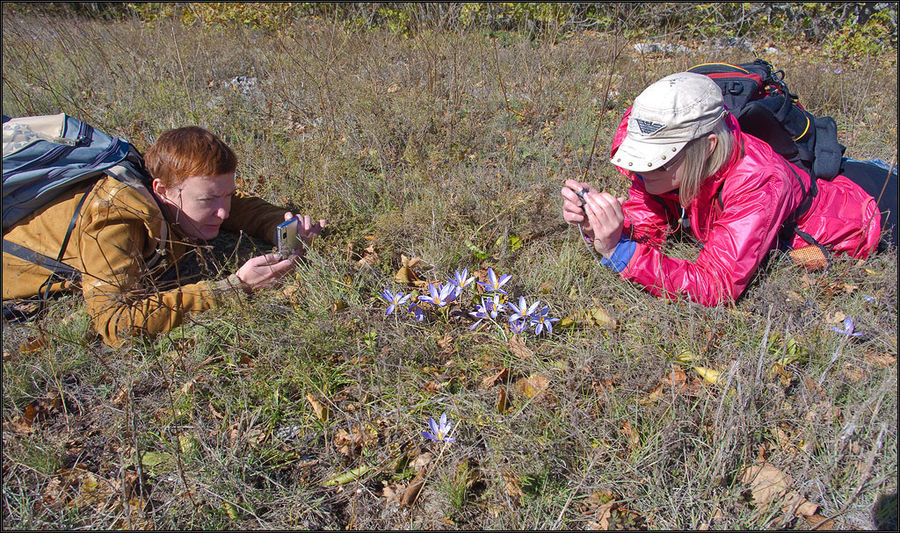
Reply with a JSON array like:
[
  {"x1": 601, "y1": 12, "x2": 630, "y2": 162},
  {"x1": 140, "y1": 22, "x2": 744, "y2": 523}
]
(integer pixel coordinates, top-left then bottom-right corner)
[
  {"x1": 422, "y1": 413, "x2": 455, "y2": 443},
  {"x1": 830, "y1": 317, "x2": 864, "y2": 338}
]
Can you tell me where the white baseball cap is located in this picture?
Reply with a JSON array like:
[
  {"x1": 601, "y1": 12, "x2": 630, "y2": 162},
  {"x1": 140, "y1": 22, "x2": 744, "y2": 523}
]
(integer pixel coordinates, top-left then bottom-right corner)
[{"x1": 611, "y1": 72, "x2": 726, "y2": 172}]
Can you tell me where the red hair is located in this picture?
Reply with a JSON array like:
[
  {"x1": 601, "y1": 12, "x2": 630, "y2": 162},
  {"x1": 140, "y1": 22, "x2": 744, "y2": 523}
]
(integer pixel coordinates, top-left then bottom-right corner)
[{"x1": 144, "y1": 126, "x2": 237, "y2": 187}]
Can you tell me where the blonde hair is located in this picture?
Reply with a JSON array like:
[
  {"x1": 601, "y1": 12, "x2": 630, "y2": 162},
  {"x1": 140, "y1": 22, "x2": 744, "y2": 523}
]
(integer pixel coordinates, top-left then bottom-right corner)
[{"x1": 676, "y1": 118, "x2": 734, "y2": 206}]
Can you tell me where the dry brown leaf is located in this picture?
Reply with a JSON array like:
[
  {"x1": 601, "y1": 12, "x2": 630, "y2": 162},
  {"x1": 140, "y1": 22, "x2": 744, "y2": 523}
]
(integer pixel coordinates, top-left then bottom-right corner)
[
  {"x1": 306, "y1": 393, "x2": 328, "y2": 422},
  {"x1": 803, "y1": 513, "x2": 835, "y2": 529},
  {"x1": 410, "y1": 452, "x2": 433, "y2": 471},
  {"x1": 357, "y1": 244, "x2": 379, "y2": 266},
  {"x1": 621, "y1": 421, "x2": 640, "y2": 452},
  {"x1": 741, "y1": 461, "x2": 791, "y2": 512},
  {"x1": 638, "y1": 383, "x2": 665, "y2": 405},
  {"x1": 20, "y1": 335, "x2": 49, "y2": 354},
  {"x1": 515, "y1": 374, "x2": 549, "y2": 399},
  {"x1": 437, "y1": 334, "x2": 454, "y2": 356},
  {"x1": 481, "y1": 368, "x2": 509, "y2": 389},
  {"x1": 333, "y1": 424, "x2": 378, "y2": 458},
  {"x1": 502, "y1": 471, "x2": 524, "y2": 504},
  {"x1": 496, "y1": 386, "x2": 509, "y2": 413},
  {"x1": 507, "y1": 334, "x2": 533, "y2": 359},
  {"x1": 400, "y1": 468, "x2": 426, "y2": 507},
  {"x1": 424, "y1": 381, "x2": 442, "y2": 393}
]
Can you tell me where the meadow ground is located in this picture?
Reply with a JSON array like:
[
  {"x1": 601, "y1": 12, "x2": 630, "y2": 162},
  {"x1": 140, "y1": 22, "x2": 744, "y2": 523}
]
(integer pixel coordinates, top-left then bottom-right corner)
[{"x1": 2, "y1": 7, "x2": 897, "y2": 530}]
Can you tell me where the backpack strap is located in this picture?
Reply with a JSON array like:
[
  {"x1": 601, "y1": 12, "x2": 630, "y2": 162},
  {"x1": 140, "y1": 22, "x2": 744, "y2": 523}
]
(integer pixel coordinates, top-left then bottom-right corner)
[{"x1": 812, "y1": 116, "x2": 844, "y2": 180}]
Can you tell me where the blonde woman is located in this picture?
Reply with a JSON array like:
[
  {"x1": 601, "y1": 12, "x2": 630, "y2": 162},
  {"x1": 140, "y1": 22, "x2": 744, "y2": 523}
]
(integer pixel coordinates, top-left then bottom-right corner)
[{"x1": 561, "y1": 72, "x2": 890, "y2": 306}]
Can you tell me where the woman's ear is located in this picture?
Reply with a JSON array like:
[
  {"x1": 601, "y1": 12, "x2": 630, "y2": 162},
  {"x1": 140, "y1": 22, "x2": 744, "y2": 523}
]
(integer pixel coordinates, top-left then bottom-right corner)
[{"x1": 705, "y1": 133, "x2": 718, "y2": 158}]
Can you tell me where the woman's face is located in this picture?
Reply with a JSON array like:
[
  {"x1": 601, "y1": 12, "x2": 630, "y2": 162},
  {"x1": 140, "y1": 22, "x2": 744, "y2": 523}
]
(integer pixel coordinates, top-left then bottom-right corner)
[
  {"x1": 636, "y1": 133, "x2": 718, "y2": 196},
  {"x1": 638, "y1": 151, "x2": 686, "y2": 195}
]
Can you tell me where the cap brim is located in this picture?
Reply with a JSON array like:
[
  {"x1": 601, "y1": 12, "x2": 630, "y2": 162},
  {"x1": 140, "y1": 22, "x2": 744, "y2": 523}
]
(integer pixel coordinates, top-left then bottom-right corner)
[{"x1": 610, "y1": 136, "x2": 689, "y2": 172}]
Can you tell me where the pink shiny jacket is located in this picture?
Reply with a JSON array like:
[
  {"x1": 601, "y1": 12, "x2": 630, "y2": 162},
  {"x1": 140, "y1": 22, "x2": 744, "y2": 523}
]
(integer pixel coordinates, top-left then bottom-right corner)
[{"x1": 607, "y1": 110, "x2": 881, "y2": 306}]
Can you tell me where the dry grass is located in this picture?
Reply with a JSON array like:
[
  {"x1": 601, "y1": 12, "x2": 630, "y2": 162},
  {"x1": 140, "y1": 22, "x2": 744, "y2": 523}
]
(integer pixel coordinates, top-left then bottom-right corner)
[{"x1": 2, "y1": 7, "x2": 897, "y2": 530}]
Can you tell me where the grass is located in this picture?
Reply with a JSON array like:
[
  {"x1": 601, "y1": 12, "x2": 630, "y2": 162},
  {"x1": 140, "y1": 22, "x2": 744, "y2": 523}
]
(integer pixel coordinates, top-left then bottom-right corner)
[{"x1": 2, "y1": 6, "x2": 897, "y2": 530}]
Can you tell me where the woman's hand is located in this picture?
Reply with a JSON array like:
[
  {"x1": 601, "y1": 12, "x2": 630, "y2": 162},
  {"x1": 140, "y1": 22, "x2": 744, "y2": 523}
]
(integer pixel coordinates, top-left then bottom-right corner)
[
  {"x1": 561, "y1": 179, "x2": 599, "y2": 238},
  {"x1": 582, "y1": 191, "x2": 626, "y2": 258},
  {"x1": 235, "y1": 253, "x2": 296, "y2": 290}
]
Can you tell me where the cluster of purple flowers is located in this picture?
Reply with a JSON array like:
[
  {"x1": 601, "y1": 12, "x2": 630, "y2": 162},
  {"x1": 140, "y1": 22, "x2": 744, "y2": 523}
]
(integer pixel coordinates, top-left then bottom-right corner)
[{"x1": 380, "y1": 267, "x2": 559, "y2": 336}]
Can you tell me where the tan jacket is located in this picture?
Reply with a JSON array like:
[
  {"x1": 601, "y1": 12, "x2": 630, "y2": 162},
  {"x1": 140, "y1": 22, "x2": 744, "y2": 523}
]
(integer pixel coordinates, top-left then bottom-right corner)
[{"x1": 3, "y1": 174, "x2": 287, "y2": 346}]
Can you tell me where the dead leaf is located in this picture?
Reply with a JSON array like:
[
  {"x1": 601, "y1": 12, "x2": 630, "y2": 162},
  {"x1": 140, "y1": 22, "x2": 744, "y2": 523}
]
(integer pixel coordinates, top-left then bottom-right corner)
[
  {"x1": 357, "y1": 244, "x2": 379, "y2": 266},
  {"x1": 741, "y1": 461, "x2": 791, "y2": 512},
  {"x1": 515, "y1": 374, "x2": 549, "y2": 399},
  {"x1": 410, "y1": 452, "x2": 433, "y2": 471},
  {"x1": 502, "y1": 471, "x2": 524, "y2": 504},
  {"x1": 694, "y1": 366, "x2": 721, "y2": 385},
  {"x1": 496, "y1": 386, "x2": 509, "y2": 413},
  {"x1": 803, "y1": 513, "x2": 835, "y2": 529},
  {"x1": 481, "y1": 368, "x2": 509, "y2": 389},
  {"x1": 400, "y1": 468, "x2": 426, "y2": 506},
  {"x1": 621, "y1": 421, "x2": 640, "y2": 452},
  {"x1": 395, "y1": 255, "x2": 423, "y2": 285},
  {"x1": 507, "y1": 334, "x2": 533, "y2": 359},
  {"x1": 437, "y1": 334, "x2": 454, "y2": 356},
  {"x1": 306, "y1": 393, "x2": 328, "y2": 422},
  {"x1": 825, "y1": 311, "x2": 846, "y2": 324},
  {"x1": 20, "y1": 335, "x2": 49, "y2": 354},
  {"x1": 424, "y1": 381, "x2": 442, "y2": 393},
  {"x1": 333, "y1": 424, "x2": 378, "y2": 458}
]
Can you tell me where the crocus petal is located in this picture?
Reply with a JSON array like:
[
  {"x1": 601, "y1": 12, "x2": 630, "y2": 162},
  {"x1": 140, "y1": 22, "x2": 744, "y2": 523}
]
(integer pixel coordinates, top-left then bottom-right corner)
[{"x1": 422, "y1": 431, "x2": 436, "y2": 441}]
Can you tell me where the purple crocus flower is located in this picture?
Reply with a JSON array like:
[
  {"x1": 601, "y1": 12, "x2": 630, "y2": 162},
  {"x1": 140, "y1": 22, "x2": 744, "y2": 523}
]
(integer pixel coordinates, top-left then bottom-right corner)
[
  {"x1": 830, "y1": 317, "x2": 864, "y2": 338},
  {"x1": 507, "y1": 295, "x2": 540, "y2": 322},
  {"x1": 407, "y1": 303, "x2": 425, "y2": 321},
  {"x1": 477, "y1": 268, "x2": 512, "y2": 295},
  {"x1": 381, "y1": 289, "x2": 411, "y2": 316},
  {"x1": 448, "y1": 268, "x2": 475, "y2": 298},
  {"x1": 509, "y1": 317, "x2": 528, "y2": 334},
  {"x1": 418, "y1": 282, "x2": 456, "y2": 307},
  {"x1": 468, "y1": 295, "x2": 505, "y2": 330},
  {"x1": 422, "y1": 413, "x2": 455, "y2": 443},
  {"x1": 530, "y1": 305, "x2": 560, "y2": 336}
]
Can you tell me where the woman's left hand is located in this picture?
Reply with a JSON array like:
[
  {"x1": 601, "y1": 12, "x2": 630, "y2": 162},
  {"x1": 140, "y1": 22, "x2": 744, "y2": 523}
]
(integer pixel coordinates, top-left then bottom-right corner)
[{"x1": 582, "y1": 191, "x2": 625, "y2": 258}]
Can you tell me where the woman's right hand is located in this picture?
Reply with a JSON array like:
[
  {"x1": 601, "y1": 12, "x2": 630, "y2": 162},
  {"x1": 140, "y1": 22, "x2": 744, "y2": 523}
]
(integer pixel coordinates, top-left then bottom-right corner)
[
  {"x1": 235, "y1": 253, "x2": 296, "y2": 290},
  {"x1": 561, "y1": 179, "x2": 599, "y2": 238}
]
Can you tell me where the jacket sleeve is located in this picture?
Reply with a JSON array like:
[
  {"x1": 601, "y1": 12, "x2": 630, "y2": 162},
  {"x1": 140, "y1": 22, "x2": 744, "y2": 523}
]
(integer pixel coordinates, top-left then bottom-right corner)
[
  {"x1": 221, "y1": 192, "x2": 288, "y2": 244},
  {"x1": 77, "y1": 190, "x2": 246, "y2": 347},
  {"x1": 620, "y1": 171, "x2": 796, "y2": 306}
]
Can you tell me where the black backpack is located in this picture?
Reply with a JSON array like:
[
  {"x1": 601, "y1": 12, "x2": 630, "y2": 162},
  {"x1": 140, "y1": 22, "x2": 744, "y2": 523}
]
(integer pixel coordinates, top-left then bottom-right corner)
[{"x1": 688, "y1": 59, "x2": 845, "y2": 182}]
